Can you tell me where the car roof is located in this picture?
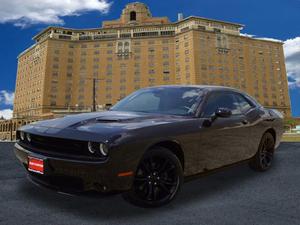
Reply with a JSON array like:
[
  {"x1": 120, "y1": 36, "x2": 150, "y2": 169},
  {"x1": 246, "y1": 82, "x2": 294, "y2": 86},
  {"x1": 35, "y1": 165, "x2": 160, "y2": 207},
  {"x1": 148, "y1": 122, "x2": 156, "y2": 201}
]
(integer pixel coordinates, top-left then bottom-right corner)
[
  {"x1": 140, "y1": 85, "x2": 261, "y2": 107},
  {"x1": 143, "y1": 85, "x2": 241, "y2": 93}
]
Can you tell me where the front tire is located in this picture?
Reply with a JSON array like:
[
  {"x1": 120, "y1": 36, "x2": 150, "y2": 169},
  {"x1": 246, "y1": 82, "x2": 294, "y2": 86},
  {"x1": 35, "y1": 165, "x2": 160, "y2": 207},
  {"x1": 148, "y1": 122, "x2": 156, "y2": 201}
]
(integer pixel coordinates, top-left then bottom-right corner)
[
  {"x1": 123, "y1": 147, "x2": 183, "y2": 208},
  {"x1": 249, "y1": 132, "x2": 275, "y2": 171}
]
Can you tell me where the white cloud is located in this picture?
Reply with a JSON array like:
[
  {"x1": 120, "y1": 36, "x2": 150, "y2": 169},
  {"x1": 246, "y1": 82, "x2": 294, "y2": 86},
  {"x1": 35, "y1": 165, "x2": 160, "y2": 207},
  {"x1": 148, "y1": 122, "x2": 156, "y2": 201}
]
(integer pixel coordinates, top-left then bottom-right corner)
[
  {"x1": 255, "y1": 37, "x2": 282, "y2": 43},
  {"x1": 0, "y1": 109, "x2": 13, "y2": 120},
  {"x1": 0, "y1": 0, "x2": 112, "y2": 27},
  {"x1": 0, "y1": 91, "x2": 14, "y2": 105},
  {"x1": 240, "y1": 33, "x2": 255, "y2": 38},
  {"x1": 284, "y1": 37, "x2": 300, "y2": 58},
  {"x1": 241, "y1": 33, "x2": 282, "y2": 43},
  {"x1": 284, "y1": 37, "x2": 300, "y2": 88}
]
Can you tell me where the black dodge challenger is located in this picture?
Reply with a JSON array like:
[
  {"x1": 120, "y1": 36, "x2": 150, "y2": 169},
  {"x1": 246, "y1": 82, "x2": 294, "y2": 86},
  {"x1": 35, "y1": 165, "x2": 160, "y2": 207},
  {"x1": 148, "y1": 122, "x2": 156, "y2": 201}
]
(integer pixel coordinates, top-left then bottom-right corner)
[{"x1": 15, "y1": 85, "x2": 284, "y2": 207}]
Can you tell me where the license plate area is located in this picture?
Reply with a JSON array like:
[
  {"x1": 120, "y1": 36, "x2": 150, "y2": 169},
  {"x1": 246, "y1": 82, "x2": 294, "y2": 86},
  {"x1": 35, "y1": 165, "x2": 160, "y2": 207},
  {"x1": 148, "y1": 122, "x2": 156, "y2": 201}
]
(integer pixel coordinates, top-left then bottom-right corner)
[{"x1": 28, "y1": 157, "x2": 44, "y2": 175}]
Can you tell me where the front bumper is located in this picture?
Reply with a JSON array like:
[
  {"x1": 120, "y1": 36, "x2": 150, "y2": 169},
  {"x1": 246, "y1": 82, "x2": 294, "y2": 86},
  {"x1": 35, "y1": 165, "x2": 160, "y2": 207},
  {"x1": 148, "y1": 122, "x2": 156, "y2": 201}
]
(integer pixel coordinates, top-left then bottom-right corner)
[{"x1": 14, "y1": 143, "x2": 134, "y2": 194}]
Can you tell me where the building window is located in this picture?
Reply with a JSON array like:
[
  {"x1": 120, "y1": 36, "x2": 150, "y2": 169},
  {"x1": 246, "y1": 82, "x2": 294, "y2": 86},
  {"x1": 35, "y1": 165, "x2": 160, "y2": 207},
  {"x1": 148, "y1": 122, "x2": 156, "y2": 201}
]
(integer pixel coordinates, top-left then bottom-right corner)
[
  {"x1": 118, "y1": 42, "x2": 123, "y2": 51},
  {"x1": 130, "y1": 11, "x2": 137, "y2": 21},
  {"x1": 214, "y1": 28, "x2": 221, "y2": 33}
]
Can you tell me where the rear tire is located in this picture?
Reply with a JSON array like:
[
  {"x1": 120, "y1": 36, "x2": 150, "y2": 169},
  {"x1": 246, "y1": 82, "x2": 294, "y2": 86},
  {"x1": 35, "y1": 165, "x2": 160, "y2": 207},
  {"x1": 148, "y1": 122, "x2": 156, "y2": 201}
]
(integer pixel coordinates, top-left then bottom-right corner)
[
  {"x1": 249, "y1": 132, "x2": 275, "y2": 171},
  {"x1": 122, "y1": 147, "x2": 183, "y2": 208}
]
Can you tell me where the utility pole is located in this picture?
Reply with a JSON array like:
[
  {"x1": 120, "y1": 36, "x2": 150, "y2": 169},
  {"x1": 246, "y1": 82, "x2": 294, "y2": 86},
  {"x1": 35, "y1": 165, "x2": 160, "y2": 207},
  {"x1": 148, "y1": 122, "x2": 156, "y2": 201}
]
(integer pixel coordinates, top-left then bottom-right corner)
[
  {"x1": 93, "y1": 78, "x2": 96, "y2": 112},
  {"x1": 89, "y1": 77, "x2": 104, "y2": 112}
]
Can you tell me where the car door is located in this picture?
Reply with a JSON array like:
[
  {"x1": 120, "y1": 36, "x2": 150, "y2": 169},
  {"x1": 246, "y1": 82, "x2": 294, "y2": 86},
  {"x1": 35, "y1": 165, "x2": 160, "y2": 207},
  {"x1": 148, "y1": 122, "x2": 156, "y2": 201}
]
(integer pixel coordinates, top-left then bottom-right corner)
[
  {"x1": 197, "y1": 91, "x2": 251, "y2": 170},
  {"x1": 234, "y1": 93, "x2": 262, "y2": 158}
]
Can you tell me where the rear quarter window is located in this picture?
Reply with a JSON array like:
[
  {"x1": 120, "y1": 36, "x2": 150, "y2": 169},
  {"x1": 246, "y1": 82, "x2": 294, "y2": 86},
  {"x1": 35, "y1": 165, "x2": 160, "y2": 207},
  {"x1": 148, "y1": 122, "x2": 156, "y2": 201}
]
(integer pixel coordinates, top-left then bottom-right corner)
[{"x1": 234, "y1": 94, "x2": 254, "y2": 113}]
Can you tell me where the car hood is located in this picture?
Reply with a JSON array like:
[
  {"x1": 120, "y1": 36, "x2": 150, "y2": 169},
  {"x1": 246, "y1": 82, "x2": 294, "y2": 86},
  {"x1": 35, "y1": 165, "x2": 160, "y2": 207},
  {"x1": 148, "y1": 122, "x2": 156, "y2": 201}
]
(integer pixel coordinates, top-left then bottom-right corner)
[
  {"x1": 21, "y1": 111, "x2": 188, "y2": 142},
  {"x1": 34, "y1": 111, "x2": 184, "y2": 129}
]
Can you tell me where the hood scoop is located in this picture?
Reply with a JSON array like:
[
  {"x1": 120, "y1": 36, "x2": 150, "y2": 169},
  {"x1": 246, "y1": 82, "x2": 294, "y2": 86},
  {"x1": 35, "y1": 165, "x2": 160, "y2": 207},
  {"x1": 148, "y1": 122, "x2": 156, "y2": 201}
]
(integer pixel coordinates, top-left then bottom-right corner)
[
  {"x1": 95, "y1": 116, "x2": 134, "y2": 123},
  {"x1": 95, "y1": 118, "x2": 123, "y2": 123}
]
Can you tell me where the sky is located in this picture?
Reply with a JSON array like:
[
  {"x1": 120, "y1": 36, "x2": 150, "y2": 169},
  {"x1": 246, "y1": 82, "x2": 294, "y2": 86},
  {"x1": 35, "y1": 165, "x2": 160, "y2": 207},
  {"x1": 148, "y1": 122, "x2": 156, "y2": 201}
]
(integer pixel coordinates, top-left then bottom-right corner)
[{"x1": 0, "y1": 0, "x2": 299, "y2": 119}]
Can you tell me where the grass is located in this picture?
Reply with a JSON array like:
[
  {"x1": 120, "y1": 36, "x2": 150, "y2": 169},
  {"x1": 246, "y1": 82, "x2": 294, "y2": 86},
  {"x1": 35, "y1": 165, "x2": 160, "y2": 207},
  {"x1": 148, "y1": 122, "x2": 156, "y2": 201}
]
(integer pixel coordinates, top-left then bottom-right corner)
[{"x1": 282, "y1": 133, "x2": 300, "y2": 142}]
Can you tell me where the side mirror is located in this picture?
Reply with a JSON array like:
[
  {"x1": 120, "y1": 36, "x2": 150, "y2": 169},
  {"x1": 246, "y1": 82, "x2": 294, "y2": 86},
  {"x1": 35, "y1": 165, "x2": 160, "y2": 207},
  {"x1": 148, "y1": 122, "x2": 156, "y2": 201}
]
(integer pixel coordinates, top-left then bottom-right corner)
[
  {"x1": 202, "y1": 108, "x2": 232, "y2": 127},
  {"x1": 105, "y1": 104, "x2": 112, "y2": 110},
  {"x1": 215, "y1": 108, "x2": 232, "y2": 118}
]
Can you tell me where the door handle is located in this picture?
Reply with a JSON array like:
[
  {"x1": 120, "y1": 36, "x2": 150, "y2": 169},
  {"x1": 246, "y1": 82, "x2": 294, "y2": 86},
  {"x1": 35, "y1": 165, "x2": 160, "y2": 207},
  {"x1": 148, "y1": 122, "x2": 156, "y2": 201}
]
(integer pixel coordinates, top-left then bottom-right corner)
[{"x1": 241, "y1": 119, "x2": 249, "y2": 125}]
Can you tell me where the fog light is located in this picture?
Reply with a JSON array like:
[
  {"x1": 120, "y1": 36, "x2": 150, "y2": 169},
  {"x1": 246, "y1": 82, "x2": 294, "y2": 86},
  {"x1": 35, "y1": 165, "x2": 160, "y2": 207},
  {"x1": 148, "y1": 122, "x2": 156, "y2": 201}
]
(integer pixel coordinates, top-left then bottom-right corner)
[
  {"x1": 20, "y1": 132, "x2": 25, "y2": 141},
  {"x1": 88, "y1": 141, "x2": 96, "y2": 154},
  {"x1": 99, "y1": 143, "x2": 109, "y2": 156},
  {"x1": 26, "y1": 133, "x2": 31, "y2": 142}
]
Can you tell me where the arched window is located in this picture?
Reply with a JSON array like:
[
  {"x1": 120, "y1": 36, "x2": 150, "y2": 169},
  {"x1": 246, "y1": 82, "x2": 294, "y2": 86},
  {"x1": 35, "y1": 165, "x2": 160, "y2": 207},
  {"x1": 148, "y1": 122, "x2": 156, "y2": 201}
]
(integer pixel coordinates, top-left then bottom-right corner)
[
  {"x1": 130, "y1": 11, "x2": 137, "y2": 21},
  {"x1": 118, "y1": 42, "x2": 123, "y2": 51},
  {"x1": 124, "y1": 42, "x2": 130, "y2": 53}
]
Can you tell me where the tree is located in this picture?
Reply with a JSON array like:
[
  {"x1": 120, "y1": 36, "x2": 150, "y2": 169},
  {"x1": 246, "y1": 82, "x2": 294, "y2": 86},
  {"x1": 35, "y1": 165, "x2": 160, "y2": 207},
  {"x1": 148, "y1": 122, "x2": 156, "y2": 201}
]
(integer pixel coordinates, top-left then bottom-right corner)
[{"x1": 284, "y1": 118, "x2": 298, "y2": 133}]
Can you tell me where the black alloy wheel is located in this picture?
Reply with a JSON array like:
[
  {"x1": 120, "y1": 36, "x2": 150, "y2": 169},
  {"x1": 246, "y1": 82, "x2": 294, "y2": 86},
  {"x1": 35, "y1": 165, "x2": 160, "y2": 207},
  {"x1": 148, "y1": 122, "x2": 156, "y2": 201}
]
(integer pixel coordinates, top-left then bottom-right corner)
[
  {"x1": 249, "y1": 132, "x2": 275, "y2": 171},
  {"x1": 123, "y1": 147, "x2": 183, "y2": 207}
]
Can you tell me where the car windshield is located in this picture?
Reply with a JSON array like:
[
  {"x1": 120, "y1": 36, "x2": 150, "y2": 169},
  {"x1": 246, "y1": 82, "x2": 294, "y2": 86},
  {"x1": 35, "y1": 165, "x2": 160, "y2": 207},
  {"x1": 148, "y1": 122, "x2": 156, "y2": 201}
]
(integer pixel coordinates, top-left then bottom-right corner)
[{"x1": 111, "y1": 87, "x2": 204, "y2": 116}]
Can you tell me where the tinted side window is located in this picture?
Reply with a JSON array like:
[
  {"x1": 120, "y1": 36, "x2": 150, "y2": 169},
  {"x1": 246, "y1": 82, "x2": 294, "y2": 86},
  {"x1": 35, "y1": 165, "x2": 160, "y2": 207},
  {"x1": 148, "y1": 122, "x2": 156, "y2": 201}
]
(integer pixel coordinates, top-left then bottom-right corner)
[
  {"x1": 235, "y1": 94, "x2": 253, "y2": 113},
  {"x1": 202, "y1": 92, "x2": 242, "y2": 117}
]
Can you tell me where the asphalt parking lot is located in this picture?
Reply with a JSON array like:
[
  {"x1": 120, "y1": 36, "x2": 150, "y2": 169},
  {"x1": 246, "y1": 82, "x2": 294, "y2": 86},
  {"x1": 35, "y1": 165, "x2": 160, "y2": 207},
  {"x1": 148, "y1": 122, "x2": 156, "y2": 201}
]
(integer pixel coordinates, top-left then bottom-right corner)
[{"x1": 0, "y1": 142, "x2": 300, "y2": 225}]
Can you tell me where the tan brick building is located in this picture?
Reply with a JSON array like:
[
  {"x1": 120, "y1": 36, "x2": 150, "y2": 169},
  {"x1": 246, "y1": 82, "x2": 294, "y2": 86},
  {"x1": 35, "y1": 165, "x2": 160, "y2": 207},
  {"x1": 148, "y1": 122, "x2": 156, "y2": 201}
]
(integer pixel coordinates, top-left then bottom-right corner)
[
  {"x1": 13, "y1": 1, "x2": 291, "y2": 119},
  {"x1": 0, "y1": 118, "x2": 37, "y2": 141}
]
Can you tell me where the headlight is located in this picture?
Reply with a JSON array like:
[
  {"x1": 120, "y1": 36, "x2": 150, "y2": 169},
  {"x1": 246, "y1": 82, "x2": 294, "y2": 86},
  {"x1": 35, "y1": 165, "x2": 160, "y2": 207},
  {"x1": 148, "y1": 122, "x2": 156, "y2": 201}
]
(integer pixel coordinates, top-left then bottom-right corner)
[
  {"x1": 88, "y1": 141, "x2": 96, "y2": 154},
  {"x1": 87, "y1": 141, "x2": 109, "y2": 157},
  {"x1": 26, "y1": 133, "x2": 31, "y2": 142},
  {"x1": 99, "y1": 143, "x2": 109, "y2": 156},
  {"x1": 20, "y1": 131, "x2": 25, "y2": 141}
]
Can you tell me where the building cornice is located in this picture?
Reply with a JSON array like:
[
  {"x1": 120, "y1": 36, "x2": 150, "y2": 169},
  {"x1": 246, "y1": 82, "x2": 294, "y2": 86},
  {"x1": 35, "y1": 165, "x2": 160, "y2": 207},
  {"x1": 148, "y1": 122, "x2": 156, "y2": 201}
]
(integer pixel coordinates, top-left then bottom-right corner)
[{"x1": 33, "y1": 15, "x2": 244, "y2": 40}]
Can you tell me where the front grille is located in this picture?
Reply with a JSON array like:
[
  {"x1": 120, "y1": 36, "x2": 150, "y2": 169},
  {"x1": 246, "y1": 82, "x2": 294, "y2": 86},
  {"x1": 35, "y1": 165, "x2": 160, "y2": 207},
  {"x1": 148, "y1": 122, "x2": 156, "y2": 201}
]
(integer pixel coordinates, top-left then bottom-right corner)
[{"x1": 19, "y1": 134, "x2": 100, "y2": 161}]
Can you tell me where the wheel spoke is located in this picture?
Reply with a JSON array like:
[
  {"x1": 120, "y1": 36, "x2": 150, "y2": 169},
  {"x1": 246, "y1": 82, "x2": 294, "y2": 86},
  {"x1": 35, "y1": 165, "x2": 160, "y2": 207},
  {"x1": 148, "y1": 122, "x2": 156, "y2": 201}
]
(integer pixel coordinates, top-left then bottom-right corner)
[
  {"x1": 165, "y1": 165, "x2": 176, "y2": 173},
  {"x1": 262, "y1": 158, "x2": 267, "y2": 167},
  {"x1": 160, "y1": 178, "x2": 177, "y2": 186},
  {"x1": 265, "y1": 138, "x2": 269, "y2": 148},
  {"x1": 159, "y1": 183, "x2": 170, "y2": 194},
  {"x1": 261, "y1": 143, "x2": 266, "y2": 152},
  {"x1": 141, "y1": 161, "x2": 151, "y2": 173},
  {"x1": 135, "y1": 176, "x2": 147, "y2": 182},
  {"x1": 136, "y1": 180, "x2": 147, "y2": 192},
  {"x1": 147, "y1": 183, "x2": 154, "y2": 200},
  {"x1": 259, "y1": 137, "x2": 274, "y2": 169},
  {"x1": 148, "y1": 157, "x2": 155, "y2": 170},
  {"x1": 266, "y1": 151, "x2": 273, "y2": 158},
  {"x1": 158, "y1": 159, "x2": 169, "y2": 174},
  {"x1": 260, "y1": 150, "x2": 272, "y2": 167},
  {"x1": 153, "y1": 186, "x2": 159, "y2": 201}
]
